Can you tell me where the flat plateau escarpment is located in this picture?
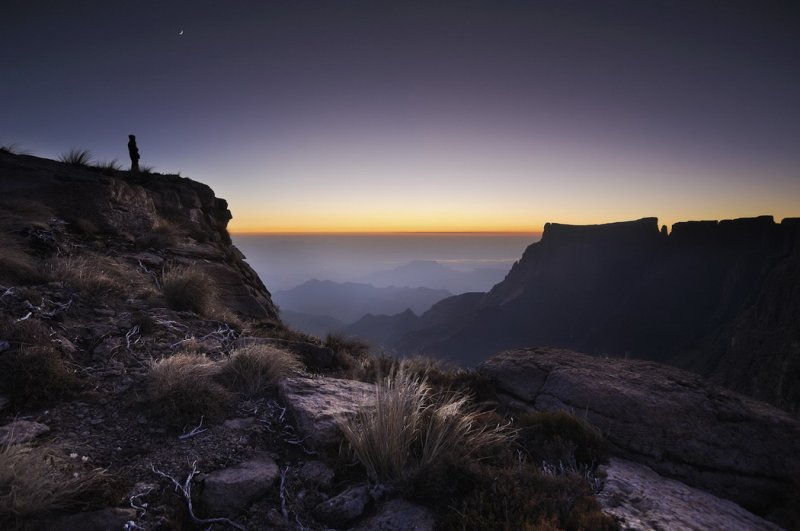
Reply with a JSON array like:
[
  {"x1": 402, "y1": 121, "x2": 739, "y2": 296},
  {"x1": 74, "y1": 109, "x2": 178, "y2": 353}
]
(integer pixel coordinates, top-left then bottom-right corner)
[
  {"x1": 479, "y1": 347, "x2": 800, "y2": 515},
  {"x1": 348, "y1": 216, "x2": 800, "y2": 415}
]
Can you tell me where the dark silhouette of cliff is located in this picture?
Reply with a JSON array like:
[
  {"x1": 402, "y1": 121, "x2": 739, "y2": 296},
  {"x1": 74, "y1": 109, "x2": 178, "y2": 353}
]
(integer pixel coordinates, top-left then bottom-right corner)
[{"x1": 346, "y1": 216, "x2": 800, "y2": 414}]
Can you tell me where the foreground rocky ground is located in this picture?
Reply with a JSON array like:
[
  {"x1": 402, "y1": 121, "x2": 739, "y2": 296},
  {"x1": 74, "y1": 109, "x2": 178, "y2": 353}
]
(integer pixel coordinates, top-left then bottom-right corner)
[{"x1": 1, "y1": 151, "x2": 796, "y2": 530}]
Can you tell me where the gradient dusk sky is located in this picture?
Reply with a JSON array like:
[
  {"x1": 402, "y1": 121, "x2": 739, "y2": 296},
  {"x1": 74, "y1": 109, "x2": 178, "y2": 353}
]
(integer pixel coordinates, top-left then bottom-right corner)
[{"x1": 3, "y1": 1, "x2": 799, "y2": 233}]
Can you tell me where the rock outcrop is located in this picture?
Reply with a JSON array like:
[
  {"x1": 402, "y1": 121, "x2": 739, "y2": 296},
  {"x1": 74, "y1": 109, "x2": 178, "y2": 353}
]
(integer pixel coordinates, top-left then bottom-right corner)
[
  {"x1": 199, "y1": 453, "x2": 280, "y2": 517},
  {"x1": 598, "y1": 458, "x2": 780, "y2": 531},
  {"x1": 278, "y1": 376, "x2": 375, "y2": 447},
  {"x1": 348, "y1": 216, "x2": 800, "y2": 414},
  {"x1": 0, "y1": 151, "x2": 278, "y2": 320},
  {"x1": 478, "y1": 348, "x2": 800, "y2": 515}
]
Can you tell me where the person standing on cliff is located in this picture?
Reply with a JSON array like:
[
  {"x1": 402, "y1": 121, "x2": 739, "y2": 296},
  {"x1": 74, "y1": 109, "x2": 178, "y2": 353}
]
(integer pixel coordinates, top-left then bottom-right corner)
[{"x1": 128, "y1": 134, "x2": 140, "y2": 173}]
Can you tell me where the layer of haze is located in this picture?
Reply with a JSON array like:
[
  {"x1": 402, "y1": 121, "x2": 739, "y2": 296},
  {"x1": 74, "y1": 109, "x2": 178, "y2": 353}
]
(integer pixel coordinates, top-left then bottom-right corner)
[
  {"x1": 3, "y1": 1, "x2": 799, "y2": 232},
  {"x1": 233, "y1": 233, "x2": 536, "y2": 291}
]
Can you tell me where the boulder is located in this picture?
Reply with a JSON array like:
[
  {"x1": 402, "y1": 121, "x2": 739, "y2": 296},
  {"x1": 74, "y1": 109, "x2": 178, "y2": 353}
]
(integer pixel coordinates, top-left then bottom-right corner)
[
  {"x1": 295, "y1": 460, "x2": 335, "y2": 488},
  {"x1": 278, "y1": 376, "x2": 374, "y2": 447},
  {"x1": 0, "y1": 420, "x2": 49, "y2": 445},
  {"x1": 478, "y1": 348, "x2": 800, "y2": 514},
  {"x1": 235, "y1": 337, "x2": 334, "y2": 369},
  {"x1": 200, "y1": 453, "x2": 280, "y2": 516},
  {"x1": 353, "y1": 498, "x2": 435, "y2": 531},
  {"x1": 314, "y1": 483, "x2": 371, "y2": 526},
  {"x1": 598, "y1": 458, "x2": 780, "y2": 530}
]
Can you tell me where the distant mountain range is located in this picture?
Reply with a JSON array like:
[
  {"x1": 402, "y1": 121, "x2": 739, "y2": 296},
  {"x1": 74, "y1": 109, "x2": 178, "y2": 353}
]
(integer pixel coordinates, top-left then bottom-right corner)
[
  {"x1": 345, "y1": 216, "x2": 800, "y2": 414},
  {"x1": 359, "y1": 260, "x2": 509, "y2": 294},
  {"x1": 273, "y1": 279, "x2": 452, "y2": 333}
]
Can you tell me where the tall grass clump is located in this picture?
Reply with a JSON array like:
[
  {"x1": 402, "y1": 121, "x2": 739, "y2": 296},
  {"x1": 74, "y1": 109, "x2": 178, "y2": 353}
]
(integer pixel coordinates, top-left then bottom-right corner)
[
  {"x1": 59, "y1": 149, "x2": 92, "y2": 167},
  {"x1": 0, "y1": 444, "x2": 109, "y2": 524},
  {"x1": 93, "y1": 159, "x2": 122, "y2": 172},
  {"x1": 0, "y1": 347, "x2": 81, "y2": 407},
  {"x1": 340, "y1": 372, "x2": 512, "y2": 483},
  {"x1": 161, "y1": 266, "x2": 215, "y2": 315},
  {"x1": 220, "y1": 345, "x2": 303, "y2": 396},
  {"x1": 145, "y1": 353, "x2": 231, "y2": 428},
  {"x1": 49, "y1": 255, "x2": 147, "y2": 300},
  {"x1": 0, "y1": 143, "x2": 31, "y2": 155}
]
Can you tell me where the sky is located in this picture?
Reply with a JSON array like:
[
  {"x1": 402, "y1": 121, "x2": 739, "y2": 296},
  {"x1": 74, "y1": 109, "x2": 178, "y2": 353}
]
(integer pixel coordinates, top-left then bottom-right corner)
[{"x1": 2, "y1": 0, "x2": 799, "y2": 233}]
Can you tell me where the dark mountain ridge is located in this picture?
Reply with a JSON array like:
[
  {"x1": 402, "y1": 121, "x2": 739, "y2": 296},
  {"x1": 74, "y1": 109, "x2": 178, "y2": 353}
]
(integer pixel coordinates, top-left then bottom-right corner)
[{"x1": 348, "y1": 216, "x2": 800, "y2": 413}]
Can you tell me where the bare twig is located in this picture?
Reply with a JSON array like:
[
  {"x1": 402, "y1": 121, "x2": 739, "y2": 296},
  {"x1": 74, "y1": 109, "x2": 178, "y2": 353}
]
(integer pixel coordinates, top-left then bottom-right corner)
[
  {"x1": 151, "y1": 462, "x2": 247, "y2": 531},
  {"x1": 129, "y1": 484, "x2": 155, "y2": 515},
  {"x1": 138, "y1": 259, "x2": 161, "y2": 289},
  {"x1": 178, "y1": 416, "x2": 207, "y2": 440},
  {"x1": 126, "y1": 325, "x2": 141, "y2": 350},
  {"x1": 279, "y1": 465, "x2": 289, "y2": 520},
  {"x1": 16, "y1": 312, "x2": 32, "y2": 322}
]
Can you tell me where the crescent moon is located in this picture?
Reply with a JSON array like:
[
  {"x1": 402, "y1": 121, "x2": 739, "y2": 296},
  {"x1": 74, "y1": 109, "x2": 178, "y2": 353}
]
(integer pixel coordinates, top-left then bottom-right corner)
[{"x1": 178, "y1": 30, "x2": 184, "y2": 36}]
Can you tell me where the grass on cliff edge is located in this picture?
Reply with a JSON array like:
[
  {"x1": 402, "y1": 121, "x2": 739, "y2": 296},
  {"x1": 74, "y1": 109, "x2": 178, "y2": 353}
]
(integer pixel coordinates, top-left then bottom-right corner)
[{"x1": 0, "y1": 443, "x2": 110, "y2": 523}]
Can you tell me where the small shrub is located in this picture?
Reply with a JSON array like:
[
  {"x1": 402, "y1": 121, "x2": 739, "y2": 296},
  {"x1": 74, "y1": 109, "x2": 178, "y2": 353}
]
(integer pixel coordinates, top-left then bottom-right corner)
[
  {"x1": 161, "y1": 266, "x2": 215, "y2": 315},
  {"x1": 415, "y1": 460, "x2": 617, "y2": 530},
  {"x1": 515, "y1": 410, "x2": 609, "y2": 470},
  {"x1": 0, "y1": 444, "x2": 109, "y2": 523},
  {"x1": 0, "y1": 346, "x2": 81, "y2": 406},
  {"x1": 139, "y1": 164, "x2": 155, "y2": 174},
  {"x1": 220, "y1": 345, "x2": 303, "y2": 396},
  {"x1": 145, "y1": 353, "x2": 232, "y2": 428},
  {"x1": 325, "y1": 332, "x2": 371, "y2": 359},
  {"x1": 59, "y1": 149, "x2": 92, "y2": 167}
]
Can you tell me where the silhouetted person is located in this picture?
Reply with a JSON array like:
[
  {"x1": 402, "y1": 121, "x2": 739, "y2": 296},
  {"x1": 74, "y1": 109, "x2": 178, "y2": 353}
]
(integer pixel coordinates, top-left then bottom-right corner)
[{"x1": 128, "y1": 134, "x2": 140, "y2": 173}]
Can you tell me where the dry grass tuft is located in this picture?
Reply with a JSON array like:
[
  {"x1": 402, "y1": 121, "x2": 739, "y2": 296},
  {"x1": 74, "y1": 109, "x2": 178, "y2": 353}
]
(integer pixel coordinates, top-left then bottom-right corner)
[
  {"x1": 0, "y1": 346, "x2": 81, "y2": 407},
  {"x1": 0, "y1": 236, "x2": 44, "y2": 285},
  {"x1": 340, "y1": 371, "x2": 512, "y2": 483},
  {"x1": 161, "y1": 266, "x2": 216, "y2": 315},
  {"x1": 145, "y1": 353, "x2": 232, "y2": 428},
  {"x1": 0, "y1": 443, "x2": 109, "y2": 522},
  {"x1": 59, "y1": 149, "x2": 92, "y2": 167},
  {"x1": 48, "y1": 255, "x2": 150, "y2": 300},
  {"x1": 0, "y1": 199, "x2": 54, "y2": 232},
  {"x1": 220, "y1": 345, "x2": 303, "y2": 396},
  {"x1": 136, "y1": 219, "x2": 180, "y2": 250}
]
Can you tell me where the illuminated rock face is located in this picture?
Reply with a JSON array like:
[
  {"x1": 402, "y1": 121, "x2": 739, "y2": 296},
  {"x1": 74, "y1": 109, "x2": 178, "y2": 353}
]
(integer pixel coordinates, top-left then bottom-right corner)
[{"x1": 479, "y1": 347, "x2": 800, "y2": 515}]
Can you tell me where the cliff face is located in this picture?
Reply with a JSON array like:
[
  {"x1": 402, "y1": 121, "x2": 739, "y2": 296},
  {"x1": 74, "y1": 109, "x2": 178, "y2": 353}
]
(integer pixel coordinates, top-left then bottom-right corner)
[
  {"x1": 0, "y1": 151, "x2": 278, "y2": 320},
  {"x1": 348, "y1": 216, "x2": 800, "y2": 413}
]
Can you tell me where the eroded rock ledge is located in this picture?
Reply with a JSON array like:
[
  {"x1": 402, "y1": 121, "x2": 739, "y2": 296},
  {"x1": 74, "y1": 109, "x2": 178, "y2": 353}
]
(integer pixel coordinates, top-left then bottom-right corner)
[{"x1": 478, "y1": 347, "x2": 800, "y2": 515}]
